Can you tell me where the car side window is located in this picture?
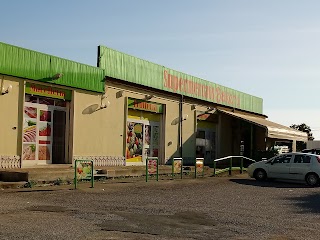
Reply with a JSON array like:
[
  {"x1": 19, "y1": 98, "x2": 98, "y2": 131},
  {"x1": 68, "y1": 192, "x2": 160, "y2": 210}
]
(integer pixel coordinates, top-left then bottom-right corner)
[
  {"x1": 273, "y1": 154, "x2": 292, "y2": 164},
  {"x1": 294, "y1": 155, "x2": 311, "y2": 163},
  {"x1": 303, "y1": 155, "x2": 311, "y2": 163}
]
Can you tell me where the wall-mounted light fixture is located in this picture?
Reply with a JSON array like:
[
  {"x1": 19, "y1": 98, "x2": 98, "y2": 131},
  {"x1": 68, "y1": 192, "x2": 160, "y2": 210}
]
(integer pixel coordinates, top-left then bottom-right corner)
[
  {"x1": 206, "y1": 107, "x2": 217, "y2": 114},
  {"x1": 52, "y1": 73, "x2": 63, "y2": 80},
  {"x1": 144, "y1": 94, "x2": 154, "y2": 100},
  {"x1": 116, "y1": 90, "x2": 124, "y2": 98},
  {"x1": 1, "y1": 85, "x2": 12, "y2": 95},
  {"x1": 182, "y1": 114, "x2": 188, "y2": 121},
  {"x1": 97, "y1": 100, "x2": 110, "y2": 111}
]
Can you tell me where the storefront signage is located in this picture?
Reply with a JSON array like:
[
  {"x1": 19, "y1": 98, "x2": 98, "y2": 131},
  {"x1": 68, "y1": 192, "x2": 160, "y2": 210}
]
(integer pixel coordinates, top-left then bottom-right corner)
[
  {"x1": 25, "y1": 83, "x2": 72, "y2": 100},
  {"x1": 98, "y1": 46, "x2": 263, "y2": 114},
  {"x1": 128, "y1": 98, "x2": 163, "y2": 113},
  {"x1": 164, "y1": 70, "x2": 240, "y2": 108}
]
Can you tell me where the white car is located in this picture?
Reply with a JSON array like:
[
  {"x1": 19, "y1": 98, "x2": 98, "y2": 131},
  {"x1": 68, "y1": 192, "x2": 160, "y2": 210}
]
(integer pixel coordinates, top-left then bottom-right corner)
[{"x1": 247, "y1": 153, "x2": 320, "y2": 186}]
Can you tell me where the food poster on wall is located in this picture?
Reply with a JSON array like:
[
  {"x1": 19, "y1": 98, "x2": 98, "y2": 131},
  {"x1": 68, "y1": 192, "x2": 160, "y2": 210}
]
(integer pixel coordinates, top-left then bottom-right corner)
[
  {"x1": 38, "y1": 109, "x2": 52, "y2": 161},
  {"x1": 126, "y1": 122, "x2": 143, "y2": 162},
  {"x1": 23, "y1": 106, "x2": 37, "y2": 160}
]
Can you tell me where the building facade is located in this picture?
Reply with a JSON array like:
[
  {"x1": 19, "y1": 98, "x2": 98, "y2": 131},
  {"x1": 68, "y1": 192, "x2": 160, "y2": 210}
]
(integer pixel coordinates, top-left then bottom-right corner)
[{"x1": 0, "y1": 42, "x2": 307, "y2": 169}]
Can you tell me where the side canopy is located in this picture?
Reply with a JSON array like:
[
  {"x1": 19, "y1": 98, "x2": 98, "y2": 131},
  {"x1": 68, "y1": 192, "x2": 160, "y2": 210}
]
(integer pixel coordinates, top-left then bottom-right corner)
[{"x1": 219, "y1": 109, "x2": 308, "y2": 142}]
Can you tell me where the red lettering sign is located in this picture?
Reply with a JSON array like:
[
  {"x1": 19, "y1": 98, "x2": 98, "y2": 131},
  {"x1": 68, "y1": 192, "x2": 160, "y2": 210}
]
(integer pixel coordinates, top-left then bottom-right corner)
[{"x1": 163, "y1": 70, "x2": 240, "y2": 108}]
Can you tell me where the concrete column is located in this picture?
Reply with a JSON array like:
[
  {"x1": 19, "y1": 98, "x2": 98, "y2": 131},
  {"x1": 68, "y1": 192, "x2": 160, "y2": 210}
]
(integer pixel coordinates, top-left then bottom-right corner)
[{"x1": 292, "y1": 140, "x2": 296, "y2": 152}]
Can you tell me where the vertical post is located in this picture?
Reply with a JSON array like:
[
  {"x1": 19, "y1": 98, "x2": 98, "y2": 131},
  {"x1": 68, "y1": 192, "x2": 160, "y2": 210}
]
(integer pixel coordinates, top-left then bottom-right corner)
[
  {"x1": 229, "y1": 157, "x2": 232, "y2": 175},
  {"x1": 181, "y1": 158, "x2": 183, "y2": 179},
  {"x1": 213, "y1": 161, "x2": 216, "y2": 177},
  {"x1": 250, "y1": 124, "x2": 253, "y2": 158},
  {"x1": 240, "y1": 157, "x2": 243, "y2": 174},
  {"x1": 74, "y1": 160, "x2": 77, "y2": 189},
  {"x1": 146, "y1": 158, "x2": 148, "y2": 182},
  {"x1": 195, "y1": 159, "x2": 197, "y2": 178},
  {"x1": 172, "y1": 159, "x2": 174, "y2": 179},
  {"x1": 91, "y1": 160, "x2": 94, "y2": 188},
  {"x1": 156, "y1": 158, "x2": 159, "y2": 181}
]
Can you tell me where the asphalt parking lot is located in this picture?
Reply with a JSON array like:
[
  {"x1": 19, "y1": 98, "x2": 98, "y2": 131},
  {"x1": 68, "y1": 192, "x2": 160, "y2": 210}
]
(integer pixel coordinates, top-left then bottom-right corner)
[{"x1": 0, "y1": 175, "x2": 319, "y2": 240}]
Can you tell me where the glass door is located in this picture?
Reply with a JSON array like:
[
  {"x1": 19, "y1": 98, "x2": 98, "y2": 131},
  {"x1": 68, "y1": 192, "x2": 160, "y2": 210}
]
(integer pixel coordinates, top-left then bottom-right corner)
[
  {"x1": 196, "y1": 128, "x2": 216, "y2": 165},
  {"x1": 52, "y1": 110, "x2": 66, "y2": 164}
]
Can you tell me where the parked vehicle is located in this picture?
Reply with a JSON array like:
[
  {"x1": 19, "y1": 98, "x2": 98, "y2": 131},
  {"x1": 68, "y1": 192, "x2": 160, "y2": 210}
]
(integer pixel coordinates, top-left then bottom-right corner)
[{"x1": 247, "y1": 153, "x2": 320, "y2": 186}]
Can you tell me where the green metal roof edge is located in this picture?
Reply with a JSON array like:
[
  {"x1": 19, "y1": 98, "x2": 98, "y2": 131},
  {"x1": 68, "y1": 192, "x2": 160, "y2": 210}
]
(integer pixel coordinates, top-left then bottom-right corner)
[
  {"x1": 98, "y1": 45, "x2": 263, "y2": 102},
  {"x1": 0, "y1": 41, "x2": 105, "y2": 93}
]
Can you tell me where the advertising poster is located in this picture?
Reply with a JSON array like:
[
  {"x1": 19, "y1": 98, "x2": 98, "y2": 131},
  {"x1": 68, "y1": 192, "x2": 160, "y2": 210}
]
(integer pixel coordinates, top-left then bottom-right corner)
[
  {"x1": 173, "y1": 159, "x2": 182, "y2": 174},
  {"x1": 126, "y1": 122, "x2": 143, "y2": 162},
  {"x1": 148, "y1": 159, "x2": 157, "y2": 174},
  {"x1": 38, "y1": 109, "x2": 52, "y2": 161},
  {"x1": 196, "y1": 159, "x2": 204, "y2": 174},
  {"x1": 76, "y1": 161, "x2": 93, "y2": 180},
  {"x1": 23, "y1": 106, "x2": 37, "y2": 160}
]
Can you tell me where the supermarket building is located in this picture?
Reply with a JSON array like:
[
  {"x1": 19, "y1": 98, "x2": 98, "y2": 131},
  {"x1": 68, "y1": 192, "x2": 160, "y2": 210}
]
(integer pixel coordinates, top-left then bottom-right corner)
[{"x1": 0, "y1": 42, "x2": 307, "y2": 168}]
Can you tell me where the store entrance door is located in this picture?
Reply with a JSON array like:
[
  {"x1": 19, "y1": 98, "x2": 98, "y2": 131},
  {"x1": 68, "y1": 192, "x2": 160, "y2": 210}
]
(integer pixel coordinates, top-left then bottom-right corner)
[
  {"x1": 52, "y1": 110, "x2": 66, "y2": 164},
  {"x1": 196, "y1": 129, "x2": 216, "y2": 165},
  {"x1": 126, "y1": 120, "x2": 160, "y2": 165}
]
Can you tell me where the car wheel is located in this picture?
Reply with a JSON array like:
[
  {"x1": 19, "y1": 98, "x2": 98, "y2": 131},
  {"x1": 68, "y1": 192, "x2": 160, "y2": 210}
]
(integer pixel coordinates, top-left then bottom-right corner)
[
  {"x1": 254, "y1": 169, "x2": 267, "y2": 181},
  {"x1": 305, "y1": 173, "x2": 319, "y2": 186}
]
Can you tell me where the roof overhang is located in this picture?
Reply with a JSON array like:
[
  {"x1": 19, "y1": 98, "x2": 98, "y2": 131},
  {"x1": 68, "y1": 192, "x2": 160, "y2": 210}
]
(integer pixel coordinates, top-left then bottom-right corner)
[{"x1": 218, "y1": 109, "x2": 308, "y2": 142}]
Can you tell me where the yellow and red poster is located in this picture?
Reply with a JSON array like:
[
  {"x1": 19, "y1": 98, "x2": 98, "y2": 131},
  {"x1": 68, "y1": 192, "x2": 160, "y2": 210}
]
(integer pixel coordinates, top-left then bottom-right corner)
[{"x1": 147, "y1": 159, "x2": 157, "y2": 174}]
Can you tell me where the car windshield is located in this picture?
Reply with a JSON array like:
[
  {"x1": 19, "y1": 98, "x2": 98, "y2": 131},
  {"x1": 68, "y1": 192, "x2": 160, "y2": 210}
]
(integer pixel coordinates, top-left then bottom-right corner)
[{"x1": 266, "y1": 157, "x2": 275, "y2": 163}]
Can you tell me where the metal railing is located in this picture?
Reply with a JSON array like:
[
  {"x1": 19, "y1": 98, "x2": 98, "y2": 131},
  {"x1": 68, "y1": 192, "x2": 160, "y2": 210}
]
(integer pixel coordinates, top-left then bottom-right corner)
[{"x1": 213, "y1": 156, "x2": 256, "y2": 176}]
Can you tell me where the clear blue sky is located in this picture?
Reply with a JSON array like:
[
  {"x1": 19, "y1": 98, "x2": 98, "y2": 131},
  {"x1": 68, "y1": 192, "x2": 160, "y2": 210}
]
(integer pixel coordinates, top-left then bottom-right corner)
[{"x1": 2, "y1": 0, "x2": 320, "y2": 138}]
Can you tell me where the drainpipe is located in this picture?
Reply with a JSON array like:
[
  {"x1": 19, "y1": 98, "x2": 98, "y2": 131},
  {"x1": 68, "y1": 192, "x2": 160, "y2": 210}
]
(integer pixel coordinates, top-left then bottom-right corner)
[
  {"x1": 250, "y1": 124, "x2": 253, "y2": 158},
  {"x1": 179, "y1": 95, "x2": 184, "y2": 158}
]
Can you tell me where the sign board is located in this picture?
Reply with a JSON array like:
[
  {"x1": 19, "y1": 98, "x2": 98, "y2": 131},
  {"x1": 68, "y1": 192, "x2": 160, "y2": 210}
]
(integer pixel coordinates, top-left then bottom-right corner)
[
  {"x1": 146, "y1": 157, "x2": 159, "y2": 182},
  {"x1": 74, "y1": 160, "x2": 94, "y2": 189},
  {"x1": 195, "y1": 158, "x2": 204, "y2": 178},
  {"x1": 128, "y1": 98, "x2": 163, "y2": 113},
  {"x1": 26, "y1": 82, "x2": 72, "y2": 100},
  {"x1": 98, "y1": 46, "x2": 263, "y2": 114},
  {"x1": 172, "y1": 158, "x2": 183, "y2": 179}
]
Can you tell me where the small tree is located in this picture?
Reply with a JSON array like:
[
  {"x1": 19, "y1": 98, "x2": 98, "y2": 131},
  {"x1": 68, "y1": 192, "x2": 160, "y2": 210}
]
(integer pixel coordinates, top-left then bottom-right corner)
[{"x1": 290, "y1": 123, "x2": 314, "y2": 151}]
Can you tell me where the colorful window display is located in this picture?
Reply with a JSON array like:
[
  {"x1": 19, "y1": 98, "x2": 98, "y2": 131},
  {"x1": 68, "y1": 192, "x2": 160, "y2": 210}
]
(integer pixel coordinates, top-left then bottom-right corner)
[
  {"x1": 22, "y1": 94, "x2": 67, "y2": 163},
  {"x1": 126, "y1": 120, "x2": 160, "y2": 164},
  {"x1": 126, "y1": 122, "x2": 144, "y2": 162}
]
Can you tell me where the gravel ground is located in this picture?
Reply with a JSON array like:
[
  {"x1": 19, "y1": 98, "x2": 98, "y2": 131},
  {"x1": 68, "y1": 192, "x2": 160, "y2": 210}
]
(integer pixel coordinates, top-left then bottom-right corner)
[{"x1": 0, "y1": 175, "x2": 319, "y2": 240}]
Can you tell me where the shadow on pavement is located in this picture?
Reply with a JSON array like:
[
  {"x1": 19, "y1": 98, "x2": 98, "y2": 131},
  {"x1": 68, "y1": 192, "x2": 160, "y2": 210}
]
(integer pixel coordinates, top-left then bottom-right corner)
[
  {"x1": 285, "y1": 193, "x2": 320, "y2": 214},
  {"x1": 229, "y1": 178, "x2": 315, "y2": 189}
]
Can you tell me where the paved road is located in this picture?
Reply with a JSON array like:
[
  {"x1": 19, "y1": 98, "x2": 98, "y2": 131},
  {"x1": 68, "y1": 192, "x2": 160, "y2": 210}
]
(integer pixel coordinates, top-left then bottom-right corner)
[{"x1": 0, "y1": 175, "x2": 319, "y2": 240}]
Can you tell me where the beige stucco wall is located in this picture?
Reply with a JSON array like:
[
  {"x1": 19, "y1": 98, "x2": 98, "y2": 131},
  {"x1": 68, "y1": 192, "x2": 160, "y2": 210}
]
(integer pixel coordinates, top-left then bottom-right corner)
[
  {"x1": 72, "y1": 88, "x2": 125, "y2": 157},
  {"x1": 0, "y1": 75, "x2": 24, "y2": 156},
  {"x1": 181, "y1": 103, "x2": 196, "y2": 159},
  {"x1": 105, "y1": 81, "x2": 181, "y2": 164}
]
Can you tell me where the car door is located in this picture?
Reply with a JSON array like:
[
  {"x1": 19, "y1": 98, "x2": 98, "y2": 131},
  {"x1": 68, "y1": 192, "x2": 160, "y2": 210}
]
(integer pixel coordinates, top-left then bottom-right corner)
[
  {"x1": 289, "y1": 154, "x2": 312, "y2": 181},
  {"x1": 268, "y1": 154, "x2": 293, "y2": 179}
]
